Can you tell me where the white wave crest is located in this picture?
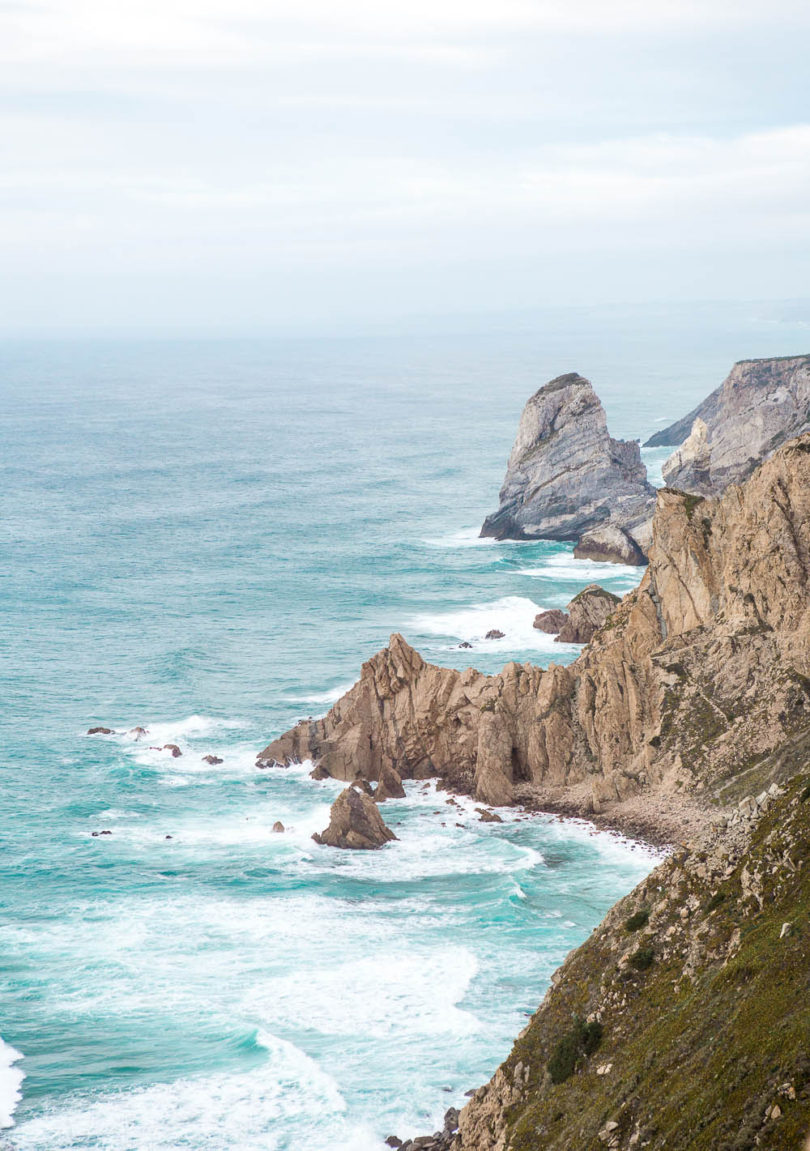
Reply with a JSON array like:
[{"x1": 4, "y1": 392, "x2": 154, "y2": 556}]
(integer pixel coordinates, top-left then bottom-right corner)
[
  {"x1": 0, "y1": 1038, "x2": 24, "y2": 1130},
  {"x1": 409, "y1": 595, "x2": 579, "y2": 652}
]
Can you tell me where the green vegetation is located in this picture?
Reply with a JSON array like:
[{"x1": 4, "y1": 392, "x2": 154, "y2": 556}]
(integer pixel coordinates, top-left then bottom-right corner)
[
  {"x1": 624, "y1": 909, "x2": 650, "y2": 932},
  {"x1": 629, "y1": 945, "x2": 655, "y2": 971},
  {"x1": 501, "y1": 777, "x2": 810, "y2": 1150},
  {"x1": 547, "y1": 1018, "x2": 604, "y2": 1084}
]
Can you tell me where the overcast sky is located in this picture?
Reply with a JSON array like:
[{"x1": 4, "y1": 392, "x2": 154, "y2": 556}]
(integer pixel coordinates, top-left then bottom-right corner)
[{"x1": 1, "y1": 0, "x2": 809, "y2": 333}]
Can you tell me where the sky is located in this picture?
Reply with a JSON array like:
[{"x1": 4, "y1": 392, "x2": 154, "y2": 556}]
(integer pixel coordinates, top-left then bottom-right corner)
[{"x1": 1, "y1": 0, "x2": 809, "y2": 334}]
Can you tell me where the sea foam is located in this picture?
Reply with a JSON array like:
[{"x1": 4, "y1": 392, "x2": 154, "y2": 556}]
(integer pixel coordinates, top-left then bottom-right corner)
[{"x1": 0, "y1": 1038, "x2": 24, "y2": 1130}]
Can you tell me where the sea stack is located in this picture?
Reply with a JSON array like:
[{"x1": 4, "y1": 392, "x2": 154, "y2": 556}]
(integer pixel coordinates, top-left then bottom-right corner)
[
  {"x1": 312, "y1": 785, "x2": 398, "y2": 849},
  {"x1": 480, "y1": 373, "x2": 654, "y2": 564},
  {"x1": 647, "y1": 354, "x2": 810, "y2": 494}
]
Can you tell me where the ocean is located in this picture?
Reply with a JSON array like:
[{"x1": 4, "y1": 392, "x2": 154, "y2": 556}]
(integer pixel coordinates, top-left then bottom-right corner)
[{"x1": 1, "y1": 304, "x2": 807, "y2": 1148}]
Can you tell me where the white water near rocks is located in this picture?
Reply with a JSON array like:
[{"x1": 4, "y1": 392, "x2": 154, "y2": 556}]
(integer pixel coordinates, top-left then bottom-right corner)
[{"x1": 3, "y1": 310, "x2": 806, "y2": 1146}]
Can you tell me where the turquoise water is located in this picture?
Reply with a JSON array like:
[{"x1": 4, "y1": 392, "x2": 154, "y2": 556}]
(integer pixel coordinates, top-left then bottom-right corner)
[{"x1": 1, "y1": 312, "x2": 807, "y2": 1148}]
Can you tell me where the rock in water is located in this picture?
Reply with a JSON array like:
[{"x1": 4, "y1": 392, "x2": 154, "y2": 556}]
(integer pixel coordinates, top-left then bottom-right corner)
[
  {"x1": 556, "y1": 584, "x2": 621, "y2": 644},
  {"x1": 312, "y1": 786, "x2": 398, "y2": 850},
  {"x1": 374, "y1": 763, "x2": 406, "y2": 802},
  {"x1": 480, "y1": 373, "x2": 655, "y2": 562},
  {"x1": 485, "y1": 629, "x2": 505, "y2": 639},
  {"x1": 87, "y1": 726, "x2": 114, "y2": 735},
  {"x1": 202, "y1": 754, "x2": 223, "y2": 765},
  {"x1": 647, "y1": 355, "x2": 810, "y2": 494},
  {"x1": 533, "y1": 609, "x2": 569, "y2": 634},
  {"x1": 573, "y1": 522, "x2": 647, "y2": 566},
  {"x1": 271, "y1": 821, "x2": 285, "y2": 833}
]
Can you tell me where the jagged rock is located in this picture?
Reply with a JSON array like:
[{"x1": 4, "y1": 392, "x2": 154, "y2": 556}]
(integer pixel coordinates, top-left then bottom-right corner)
[
  {"x1": 310, "y1": 763, "x2": 331, "y2": 780},
  {"x1": 129, "y1": 727, "x2": 149, "y2": 740},
  {"x1": 163, "y1": 744, "x2": 182, "y2": 758},
  {"x1": 647, "y1": 355, "x2": 810, "y2": 494},
  {"x1": 556, "y1": 584, "x2": 620, "y2": 644},
  {"x1": 87, "y1": 726, "x2": 114, "y2": 735},
  {"x1": 476, "y1": 808, "x2": 503, "y2": 823},
  {"x1": 312, "y1": 786, "x2": 397, "y2": 850},
  {"x1": 533, "y1": 609, "x2": 568, "y2": 634},
  {"x1": 459, "y1": 641, "x2": 473, "y2": 649},
  {"x1": 202, "y1": 754, "x2": 223, "y2": 765},
  {"x1": 375, "y1": 763, "x2": 406, "y2": 802},
  {"x1": 272, "y1": 821, "x2": 285, "y2": 833},
  {"x1": 352, "y1": 778, "x2": 375, "y2": 796},
  {"x1": 91, "y1": 830, "x2": 112, "y2": 837},
  {"x1": 574, "y1": 523, "x2": 648, "y2": 566},
  {"x1": 485, "y1": 629, "x2": 505, "y2": 640},
  {"x1": 480, "y1": 373, "x2": 655, "y2": 561},
  {"x1": 259, "y1": 434, "x2": 810, "y2": 819}
]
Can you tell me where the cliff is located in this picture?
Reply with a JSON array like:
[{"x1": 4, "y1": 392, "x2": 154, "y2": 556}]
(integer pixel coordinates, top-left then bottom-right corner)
[
  {"x1": 647, "y1": 355, "x2": 810, "y2": 495},
  {"x1": 260, "y1": 434, "x2": 810, "y2": 828},
  {"x1": 453, "y1": 772, "x2": 810, "y2": 1150},
  {"x1": 479, "y1": 374, "x2": 655, "y2": 563}
]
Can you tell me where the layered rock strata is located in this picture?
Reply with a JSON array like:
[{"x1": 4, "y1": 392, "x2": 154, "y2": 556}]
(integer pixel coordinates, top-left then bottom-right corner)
[
  {"x1": 479, "y1": 374, "x2": 655, "y2": 562},
  {"x1": 647, "y1": 355, "x2": 810, "y2": 495},
  {"x1": 260, "y1": 435, "x2": 810, "y2": 824}
]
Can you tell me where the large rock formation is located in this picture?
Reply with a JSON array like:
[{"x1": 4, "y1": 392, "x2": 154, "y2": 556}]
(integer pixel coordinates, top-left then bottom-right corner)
[
  {"x1": 312, "y1": 785, "x2": 397, "y2": 849},
  {"x1": 479, "y1": 373, "x2": 655, "y2": 563},
  {"x1": 646, "y1": 355, "x2": 810, "y2": 495},
  {"x1": 260, "y1": 434, "x2": 810, "y2": 821}
]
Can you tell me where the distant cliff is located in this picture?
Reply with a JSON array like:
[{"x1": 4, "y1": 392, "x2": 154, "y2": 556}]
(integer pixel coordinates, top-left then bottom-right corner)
[
  {"x1": 647, "y1": 354, "x2": 810, "y2": 495},
  {"x1": 479, "y1": 374, "x2": 655, "y2": 564}
]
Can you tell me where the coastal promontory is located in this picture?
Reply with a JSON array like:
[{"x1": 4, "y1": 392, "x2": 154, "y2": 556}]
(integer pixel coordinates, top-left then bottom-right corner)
[{"x1": 479, "y1": 373, "x2": 655, "y2": 563}]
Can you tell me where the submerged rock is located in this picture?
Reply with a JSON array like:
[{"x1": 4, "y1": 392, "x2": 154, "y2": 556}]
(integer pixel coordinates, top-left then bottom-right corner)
[
  {"x1": 128, "y1": 727, "x2": 149, "y2": 740},
  {"x1": 163, "y1": 744, "x2": 182, "y2": 758},
  {"x1": 485, "y1": 629, "x2": 505, "y2": 640},
  {"x1": 87, "y1": 726, "x2": 114, "y2": 735},
  {"x1": 480, "y1": 373, "x2": 654, "y2": 561},
  {"x1": 312, "y1": 786, "x2": 397, "y2": 850},
  {"x1": 556, "y1": 584, "x2": 620, "y2": 644},
  {"x1": 202, "y1": 754, "x2": 223, "y2": 765},
  {"x1": 476, "y1": 808, "x2": 503, "y2": 823}
]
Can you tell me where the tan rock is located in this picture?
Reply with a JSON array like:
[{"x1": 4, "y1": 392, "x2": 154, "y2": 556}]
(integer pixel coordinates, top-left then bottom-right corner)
[
  {"x1": 259, "y1": 434, "x2": 810, "y2": 819},
  {"x1": 374, "y1": 763, "x2": 406, "y2": 802},
  {"x1": 533, "y1": 609, "x2": 568, "y2": 634},
  {"x1": 312, "y1": 786, "x2": 397, "y2": 850},
  {"x1": 556, "y1": 584, "x2": 620, "y2": 644}
]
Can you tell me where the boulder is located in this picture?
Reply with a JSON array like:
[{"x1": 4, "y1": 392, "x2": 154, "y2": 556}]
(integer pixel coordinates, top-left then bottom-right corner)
[
  {"x1": 163, "y1": 744, "x2": 182, "y2": 758},
  {"x1": 310, "y1": 763, "x2": 332, "y2": 780},
  {"x1": 533, "y1": 609, "x2": 568, "y2": 634},
  {"x1": 272, "y1": 821, "x2": 285, "y2": 833},
  {"x1": 480, "y1": 373, "x2": 654, "y2": 561},
  {"x1": 312, "y1": 786, "x2": 398, "y2": 850},
  {"x1": 87, "y1": 726, "x2": 114, "y2": 735},
  {"x1": 458, "y1": 641, "x2": 473, "y2": 649},
  {"x1": 129, "y1": 727, "x2": 149, "y2": 740},
  {"x1": 556, "y1": 585, "x2": 620, "y2": 644},
  {"x1": 202, "y1": 754, "x2": 223, "y2": 765},
  {"x1": 574, "y1": 523, "x2": 647, "y2": 566},
  {"x1": 476, "y1": 808, "x2": 503, "y2": 823},
  {"x1": 485, "y1": 629, "x2": 505, "y2": 640},
  {"x1": 374, "y1": 763, "x2": 406, "y2": 802}
]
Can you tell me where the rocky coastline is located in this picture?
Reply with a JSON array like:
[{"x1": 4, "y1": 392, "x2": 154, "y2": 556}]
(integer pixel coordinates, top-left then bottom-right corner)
[{"x1": 258, "y1": 414, "x2": 810, "y2": 1146}]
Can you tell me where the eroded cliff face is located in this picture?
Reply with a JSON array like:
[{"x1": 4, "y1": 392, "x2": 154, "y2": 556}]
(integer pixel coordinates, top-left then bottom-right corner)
[
  {"x1": 259, "y1": 436, "x2": 810, "y2": 822},
  {"x1": 652, "y1": 355, "x2": 810, "y2": 495},
  {"x1": 479, "y1": 373, "x2": 655, "y2": 561}
]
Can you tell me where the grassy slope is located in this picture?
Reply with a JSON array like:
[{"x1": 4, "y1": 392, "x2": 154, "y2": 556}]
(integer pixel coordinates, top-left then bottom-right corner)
[{"x1": 499, "y1": 774, "x2": 810, "y2": 1150}]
